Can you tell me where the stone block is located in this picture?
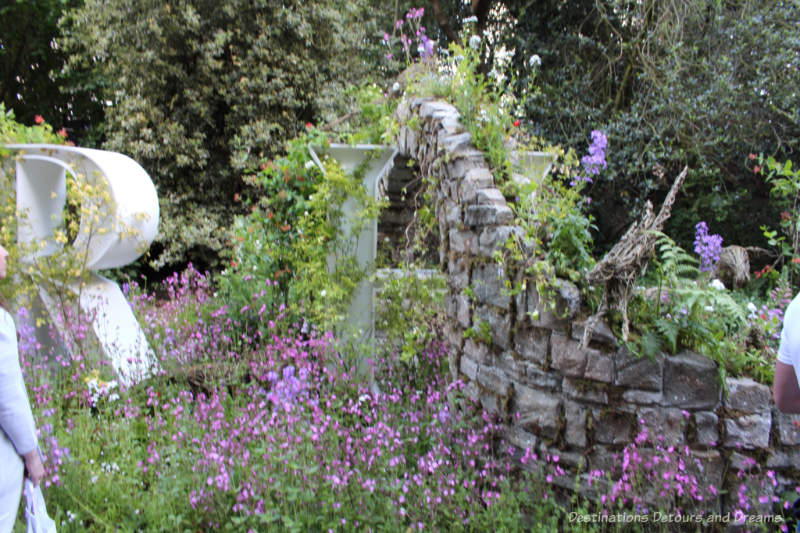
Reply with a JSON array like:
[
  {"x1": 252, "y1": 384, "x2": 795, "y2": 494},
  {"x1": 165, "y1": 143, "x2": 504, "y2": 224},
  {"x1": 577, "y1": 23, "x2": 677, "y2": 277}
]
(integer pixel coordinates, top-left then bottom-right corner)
[
  {"x1": 474, "y1": 304, "x2": 511, "y2": 350},
  {"x1": 445, "y1": 294, "x2": 457, "y2": 320},
  {"x1": 586, "y1": 445, "x2": 616, "y2": 475},
  {"x1": 685, "y1": 450, "x2": 724, "y2": 499},
  {"x1": 766, "y1": 449, "x2": 800, "y2": 469},
  {"x1": 480, "y1": 393, "x2": 499, "y2": 413},
  {"x1": 585, "y1": 350, "x2": 613, "y2": 383},
  {"x1": 463, "y1": 338, "x2": 490, "y2": 364},
  {"x1": 445, "y1": 150, "x2": 487, "y2": 180},
  {"x1": 408, "y1": 96, "x2": 433, "y2": 111},
  {"x1": 523, "y1": 364, "x2": 561, "y2": 390},
  {"x1": 593, "y1": 409, "x2": 633, "y2": 445},
  {"x1": 440, "y1": 132, "x2": 473, "y2": 154},
  {"x1": 551, "y1": 333, "x2": 587, "y2": 378},
  {"x1": 449, "y1": 229, "x2": 476, "y2": 254},
  {"x1": 448, "y1": 257, "x2": 469, "y2": 291},
  {"x1": 497, "y1": 351, "x2": 524, "y2": 377},
  {"x1": 728, "y1": 451, "x2": 759, "y2": 472},
  {"x1": 563, "y1": 377, "x2": 608, "y2": 404},
  {"x1": 514, "y1": 384, "x2": 562, "y2": 437},
  {"x1": 445, "y1": 202, "x2": 462, "y2": 226},
  {"x1": 571, "y1": 318, "x2": 618, "y2": 347},
  {"x1": 514, "y1": 274, "x2": 529, "y2": 323},
  {"x1": 503, "y1": 426, "x2": 537, "y2": 452},
  {"x1": 621, "y1": 389, "x2": 662, "y2": 405},
  {"x1": 513, "y1": 326, "x2": 549, "y2": 366},
  {"x1": 443, "y1": 322, "x2": 463, "y2": 352},
  {"x1": 463, "y1": 381, "x2": 480, "y2": 403},
  {"x1": 455, "y1": 293, "x2": 471, "y2": 328},
  {"x1": 462, "y1": 167, "x2": 494, "y2": 188},
  {"x1": 615, "y1": 346, "x2": 663, "y2": 391},
  {"x1": 448, "y1": 348, "x2": 459, "y2": 383},
  {"x1": 396, "y1": 100, "x2": 411, "y2": 123},
  {"x1": 662, "y1": 351, "x2": 720, "y2": 409},
  {"x1": 774, "y1": 410, "x2": 800, "y2": 446},
  {"x1": 723, "y1": 413, "x2": 771, "y2": 449},
  {"x1": 440, "y1": 115, "x2": 465, "y2": 136},
  {"x1": 396, "y1": 126, "x2": 410, "y2": 154},
  {"x1": 419, "y1": 100, "x2": 458, "y2": 120},
  {"x1": 472, "y1": 263, "x2": 510, "y2": 310},
  {"x1": 470, "y1": 188, "x2": 506, "y2": 206},
  {"x1": 528, "y1": 279, "x2": 580, "y2": 330},
  {"x1": 637, "y1": 407, "x2": 687, "y2": 447},
  {"x1": 721, "y1": 476, "x2": 774, "y2": 519},
  {"x1": 694, "y1": 411, "x2": 719, "y2": 447},
  {"x1": 724, "y1": 377, "x2": 770, "y2": 415},
  {"x1": 565, "y1": 401, "x2": 587, "y2": 447},
  {"x1": 460, "y1": 356, "x2": 478, "y2": 381},
  {"x1": 477, "y1": 365, "x2": 511, "y2": 397},
  {"x1": 478, "y1": 225, "x2": 524, "y2": 258},
  {"x1": 464, "y1": 204, "x2": 514, "y2": 226}
]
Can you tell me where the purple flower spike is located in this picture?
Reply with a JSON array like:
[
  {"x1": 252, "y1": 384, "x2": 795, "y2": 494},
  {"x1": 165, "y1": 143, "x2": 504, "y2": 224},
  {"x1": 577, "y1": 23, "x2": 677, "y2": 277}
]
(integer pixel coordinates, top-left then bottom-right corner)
[
  {"x1": 694, "y1": 221, "x2": 723, "y2": 272},
  {"x1": 575, "y1": 130, "x2": 607, "y2": 186}
]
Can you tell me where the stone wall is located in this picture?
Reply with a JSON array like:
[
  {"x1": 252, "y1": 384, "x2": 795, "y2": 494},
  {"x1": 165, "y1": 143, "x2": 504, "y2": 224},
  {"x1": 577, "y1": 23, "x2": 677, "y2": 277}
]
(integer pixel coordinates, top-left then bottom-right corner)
[{"x1": 394, "y1": 96, "x2": 800, "y2": 516}]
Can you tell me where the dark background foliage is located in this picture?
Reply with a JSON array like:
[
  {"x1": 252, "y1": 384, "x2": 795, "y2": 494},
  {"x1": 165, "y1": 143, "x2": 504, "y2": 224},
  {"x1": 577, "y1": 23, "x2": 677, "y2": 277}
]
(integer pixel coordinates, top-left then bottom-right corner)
[{"x1": 2, "y1": 0, "x2": 798, "y2": 273}]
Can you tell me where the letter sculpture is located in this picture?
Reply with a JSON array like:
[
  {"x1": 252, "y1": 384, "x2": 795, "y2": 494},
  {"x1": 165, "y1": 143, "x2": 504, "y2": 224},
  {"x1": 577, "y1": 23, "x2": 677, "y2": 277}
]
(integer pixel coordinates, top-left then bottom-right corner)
[{"x1": 6, "y1": 144, "x2": 159, "y2": 386}]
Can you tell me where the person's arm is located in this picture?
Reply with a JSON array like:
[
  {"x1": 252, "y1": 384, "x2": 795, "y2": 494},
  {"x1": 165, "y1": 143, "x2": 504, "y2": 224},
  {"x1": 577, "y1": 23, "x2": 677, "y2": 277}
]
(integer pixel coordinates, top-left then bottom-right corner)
[
  {"x1": 774, "y1": 360, "x2": 800, "y2": 413},
  {"x1": 0, "y1": 311, "x2": 40, "y2": 474},
  {"x1": 23, "y1": 449, "x2": 44, "y2": 486}
]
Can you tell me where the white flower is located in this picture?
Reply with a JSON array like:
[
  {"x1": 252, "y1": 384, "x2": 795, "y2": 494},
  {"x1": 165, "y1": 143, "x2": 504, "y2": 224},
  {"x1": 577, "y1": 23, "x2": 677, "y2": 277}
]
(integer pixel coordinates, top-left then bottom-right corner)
[
  {"x1": 747, "y1": 302, "x2": 758, "y2": 320},
  {"x1": 704, "y1": 305, "x2": 715, "y2": 312},
  {"x1": 529, "y1": 54, "x2": 542, "y2": 67},
  {"x1": 468, "y1": 35, "x2": 481, "y2": 50},
  {"x1": 304, "y1": 160, "x2": 316, "y2": 170},
  {"x1": 709, "y1": 279, "x2": 726, "y2": 291},
  {"x1": 391, "y1": 81, "x2": 401, "y2": 93},
  {"x1": 463, "y1": 15, "x2": 478, "y2": 24},
  {"x1": 320, "y1": 289, "x2": 327, "y2": 298}
]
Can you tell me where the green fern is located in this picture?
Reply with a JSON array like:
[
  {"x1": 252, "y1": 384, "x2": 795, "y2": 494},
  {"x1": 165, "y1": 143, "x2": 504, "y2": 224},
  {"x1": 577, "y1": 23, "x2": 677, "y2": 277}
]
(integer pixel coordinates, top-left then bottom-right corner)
[
  {"x1": 654, "y1": 318, "x2": 679, "y2": 353},
  {"x1": 639, "y1": 329, "x2": 666, "y2": 359},
  {"x1": 654, "y1": 232, "x2": 699, "y2": 284}
]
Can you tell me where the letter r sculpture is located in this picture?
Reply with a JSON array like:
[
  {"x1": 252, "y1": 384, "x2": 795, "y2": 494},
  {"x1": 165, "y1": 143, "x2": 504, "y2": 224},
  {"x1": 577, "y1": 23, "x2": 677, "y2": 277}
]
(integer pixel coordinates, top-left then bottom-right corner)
[{"x1": 6, "y1": 144, "x2": 159, "y2": 386}]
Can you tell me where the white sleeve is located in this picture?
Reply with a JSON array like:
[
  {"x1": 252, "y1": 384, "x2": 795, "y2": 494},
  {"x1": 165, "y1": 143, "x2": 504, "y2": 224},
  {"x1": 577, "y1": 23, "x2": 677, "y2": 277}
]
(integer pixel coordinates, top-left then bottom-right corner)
[{"x1": 0, "y1": 309, "x2": 38, "y2": 456}]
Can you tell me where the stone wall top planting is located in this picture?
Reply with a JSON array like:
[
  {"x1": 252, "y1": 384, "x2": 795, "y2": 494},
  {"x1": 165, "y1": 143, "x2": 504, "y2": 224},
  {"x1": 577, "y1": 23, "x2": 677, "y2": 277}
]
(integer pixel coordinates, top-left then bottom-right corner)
[{"x1": 393, "y1": 96, "x2": 798, "y2": 518}]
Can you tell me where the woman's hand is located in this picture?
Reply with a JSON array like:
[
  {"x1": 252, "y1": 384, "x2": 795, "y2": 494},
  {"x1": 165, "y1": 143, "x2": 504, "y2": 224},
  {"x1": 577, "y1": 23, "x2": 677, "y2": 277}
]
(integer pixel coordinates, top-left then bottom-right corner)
[{"x1": 22, "y1": 449, "x2": 45, "y2": 486}]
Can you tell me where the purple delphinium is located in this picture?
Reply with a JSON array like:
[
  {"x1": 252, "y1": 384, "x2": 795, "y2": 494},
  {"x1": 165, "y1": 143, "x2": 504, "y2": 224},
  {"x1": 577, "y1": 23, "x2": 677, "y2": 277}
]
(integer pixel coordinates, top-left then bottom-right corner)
[
  {"x1": 572, "y1": 130, "x2": 607, "y2": 186},
  {"x1": 693, "y1": 221, "x2": 723, "y2": 272}
]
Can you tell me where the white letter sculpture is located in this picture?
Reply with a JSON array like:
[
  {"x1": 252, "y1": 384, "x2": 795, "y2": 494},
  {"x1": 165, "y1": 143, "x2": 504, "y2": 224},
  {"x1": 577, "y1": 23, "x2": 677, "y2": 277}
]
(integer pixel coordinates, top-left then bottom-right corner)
[{"x1": 6, "y1": 144, "x2": 159, "y2": 386}]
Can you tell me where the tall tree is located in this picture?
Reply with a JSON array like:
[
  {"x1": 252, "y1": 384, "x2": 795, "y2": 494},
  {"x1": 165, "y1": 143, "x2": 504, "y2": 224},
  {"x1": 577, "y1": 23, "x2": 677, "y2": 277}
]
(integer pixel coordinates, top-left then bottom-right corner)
[{"x1": 60, "y1": 0, "x2": 379, "y2": 270}]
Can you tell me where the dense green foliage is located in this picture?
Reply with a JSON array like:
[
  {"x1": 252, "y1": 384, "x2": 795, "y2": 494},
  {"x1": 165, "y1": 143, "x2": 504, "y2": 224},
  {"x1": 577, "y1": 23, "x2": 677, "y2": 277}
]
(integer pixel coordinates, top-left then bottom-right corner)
[
  {"x1": 503, "y1": 0, "x2": 800, "y2": 250},
  {"x1": 59, "y1": 0, "x2": 384, "y2": 271}
]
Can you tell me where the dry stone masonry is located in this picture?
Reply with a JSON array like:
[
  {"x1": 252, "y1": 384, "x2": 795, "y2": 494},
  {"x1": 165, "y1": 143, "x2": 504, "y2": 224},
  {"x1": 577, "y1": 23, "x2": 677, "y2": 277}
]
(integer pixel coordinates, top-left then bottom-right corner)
[{"x1": 394, "y1": 96, "x2": 800, "y2": 516}]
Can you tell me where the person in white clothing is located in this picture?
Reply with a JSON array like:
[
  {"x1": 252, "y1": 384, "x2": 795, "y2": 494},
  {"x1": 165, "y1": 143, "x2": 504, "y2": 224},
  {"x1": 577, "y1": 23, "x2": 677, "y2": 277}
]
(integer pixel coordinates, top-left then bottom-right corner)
[
  {"x1": 0, "y1": 243, "x2": 44, "y2": 532},
  {"x1": 774, "y1": 292, "x2": 800, "y2": 412}
]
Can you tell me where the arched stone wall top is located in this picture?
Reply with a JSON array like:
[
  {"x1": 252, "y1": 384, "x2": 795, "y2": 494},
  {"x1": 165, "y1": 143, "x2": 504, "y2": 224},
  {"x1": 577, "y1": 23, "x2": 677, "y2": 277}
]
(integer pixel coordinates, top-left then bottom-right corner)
[{"x1": 394, "y1": 96, "x2": 799, "y2": 515}]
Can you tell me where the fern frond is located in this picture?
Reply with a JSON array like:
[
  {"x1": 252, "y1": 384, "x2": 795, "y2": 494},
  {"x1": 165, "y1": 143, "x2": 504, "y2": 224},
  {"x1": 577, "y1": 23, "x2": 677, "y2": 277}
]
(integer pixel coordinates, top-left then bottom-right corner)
[
  {"x1": 654, "y1": 318, "x2": 679, "y2": 353},
  {"x1": 640, "y1": 330, "x2": 665, "y2": 358},
  {"x1": 654, "y1": 232, "x2": 699, "y2": 284}
]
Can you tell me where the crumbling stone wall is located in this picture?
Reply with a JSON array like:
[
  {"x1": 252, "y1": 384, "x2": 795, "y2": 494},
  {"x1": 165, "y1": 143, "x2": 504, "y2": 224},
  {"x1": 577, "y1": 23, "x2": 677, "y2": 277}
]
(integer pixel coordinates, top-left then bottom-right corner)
[{"x1": 395, "y1": 96, "x2": 800, "y2": 516}]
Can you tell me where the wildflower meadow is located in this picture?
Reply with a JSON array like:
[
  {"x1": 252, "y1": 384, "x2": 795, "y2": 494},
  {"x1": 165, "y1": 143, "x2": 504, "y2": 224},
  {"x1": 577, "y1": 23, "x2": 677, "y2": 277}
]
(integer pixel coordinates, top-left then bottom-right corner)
[{"x1": 3, "y1": 3, "x2": 800, "y2": 532}]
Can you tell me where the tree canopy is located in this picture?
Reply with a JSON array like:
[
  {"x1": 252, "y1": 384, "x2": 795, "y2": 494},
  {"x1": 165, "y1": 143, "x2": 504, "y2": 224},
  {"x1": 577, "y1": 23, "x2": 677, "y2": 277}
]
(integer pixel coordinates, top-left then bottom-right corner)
[{"x1": 60, "y1": 0, "x2": 382, "y2": 270}]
